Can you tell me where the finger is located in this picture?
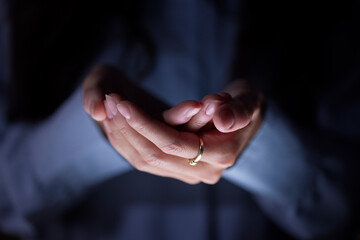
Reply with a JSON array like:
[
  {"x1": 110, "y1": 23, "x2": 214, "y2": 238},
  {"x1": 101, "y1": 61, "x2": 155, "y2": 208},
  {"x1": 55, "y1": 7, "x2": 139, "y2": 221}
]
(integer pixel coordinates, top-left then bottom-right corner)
[
  {"x1": 82, "y1": 67, "x2": 108, "y2": 121},
  {"x1": 106, "y1": 113, "x2": 201, "y2": 185},
  {"x1": 110, "y1": 113, "x2": 221, "y2": 184},
  {"x1": 196, "y1": 130, "x2": 241, "y2": 169},
  {"x1": 104, "y1": 93, "x2": 123, "y2": 119},
  {"x1": 213, "y1": 99, "x2": 254, "y2": 133},
  {"x1": 83, "y1": 89, "x2": 107, "y2": 121},
  {"x1": 183, "y1": 93, "x2": 229, "y2": 132},
  {"x1": 116, "y1": 101, "x2": 200, "y2": 159},
  {"x1": 162, "y1": 100, "x2": 201, "y2": 126}
]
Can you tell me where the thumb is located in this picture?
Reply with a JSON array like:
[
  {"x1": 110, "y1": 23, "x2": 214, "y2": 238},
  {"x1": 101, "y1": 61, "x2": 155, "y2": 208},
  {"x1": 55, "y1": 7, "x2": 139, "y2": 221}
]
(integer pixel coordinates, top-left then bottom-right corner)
[
  {"x1": 213, "y1": 100, "x2": 254, "y2": 133},
  {"x1": 82, "y1": 88, "x2": 107, "y2": 121}
]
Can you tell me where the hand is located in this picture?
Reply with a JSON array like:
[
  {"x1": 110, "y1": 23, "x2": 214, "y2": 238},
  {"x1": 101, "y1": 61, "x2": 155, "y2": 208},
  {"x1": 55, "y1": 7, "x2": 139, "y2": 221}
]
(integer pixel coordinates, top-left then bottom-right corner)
[
  {"x1": 166, "y1": 80, "x2": 264, "y2": 134},
  {"x1": 99, "y1": 80, "x2": 264, "y2": 184},
  {"x1": 101, "y1": 94, "x2": 205, "y2": 184}
]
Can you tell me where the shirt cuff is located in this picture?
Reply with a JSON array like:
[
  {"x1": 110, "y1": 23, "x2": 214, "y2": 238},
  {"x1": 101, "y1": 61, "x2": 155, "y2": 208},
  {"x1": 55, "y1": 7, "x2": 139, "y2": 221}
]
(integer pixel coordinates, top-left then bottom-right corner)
[{"x1": 223, "y1": 103, "x2": 314, "y2": 204}]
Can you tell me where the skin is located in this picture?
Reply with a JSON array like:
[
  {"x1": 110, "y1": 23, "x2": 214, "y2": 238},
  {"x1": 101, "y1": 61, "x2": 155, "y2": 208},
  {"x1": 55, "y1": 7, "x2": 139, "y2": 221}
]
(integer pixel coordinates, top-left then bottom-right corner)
[{"x1": 83, "y1": 65, "x2": 265, "y2": 184}]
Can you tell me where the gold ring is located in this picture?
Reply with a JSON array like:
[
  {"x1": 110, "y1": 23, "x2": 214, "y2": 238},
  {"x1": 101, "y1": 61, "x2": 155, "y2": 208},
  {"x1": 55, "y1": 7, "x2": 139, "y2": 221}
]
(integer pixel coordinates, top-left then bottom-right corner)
[{"x1": 188, "y1": 137, "x2": 204, "y2": 166}]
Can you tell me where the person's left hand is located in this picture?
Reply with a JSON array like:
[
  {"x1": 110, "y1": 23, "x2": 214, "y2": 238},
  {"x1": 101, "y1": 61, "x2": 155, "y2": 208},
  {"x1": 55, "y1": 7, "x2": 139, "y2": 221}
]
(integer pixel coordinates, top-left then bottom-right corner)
[{"x1": 101, "y1": 80, "x2": 265, "y2": 184}]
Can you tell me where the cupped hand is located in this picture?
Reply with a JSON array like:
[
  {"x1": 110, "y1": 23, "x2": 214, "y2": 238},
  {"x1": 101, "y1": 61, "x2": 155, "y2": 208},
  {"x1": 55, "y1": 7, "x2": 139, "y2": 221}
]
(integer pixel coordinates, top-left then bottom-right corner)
[
  {"x1": 82, "y1": 65, "x2": 264, "y2": 184},
  {"x1": 101, "y1": 94, "x2": 206, "y2": 184},
  {"x1": 98, "y1": 79, "x2": 264, "y2": 185}
]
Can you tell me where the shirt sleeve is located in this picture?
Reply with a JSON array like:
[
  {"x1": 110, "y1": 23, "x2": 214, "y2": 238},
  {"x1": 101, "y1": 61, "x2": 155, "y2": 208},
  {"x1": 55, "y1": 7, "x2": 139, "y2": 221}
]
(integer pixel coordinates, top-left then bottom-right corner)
[
  {"x1": 222, "y1": 102, "x2": 355, "y2": 239},
  {"x1": 0, "y1": 87, "x2": 132, "y2": 235}
]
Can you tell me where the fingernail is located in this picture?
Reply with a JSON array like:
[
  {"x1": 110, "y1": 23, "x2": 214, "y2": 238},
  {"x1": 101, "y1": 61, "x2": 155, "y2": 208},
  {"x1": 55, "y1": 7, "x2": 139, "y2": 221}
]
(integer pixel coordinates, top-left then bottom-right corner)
[
  {"x1": 103, "y1": 120, "x2": 112, "y2": 133},
  {"x1": 89, "y1": 101, "x2": 95, "y2": 116},
  {"x1": 104, "y1": 100, "x2": 113, "y2": 119},
  {"x1": 186, "y1": 107, "x2": 201, "y2": 118},
  {"x1": 105, "y1": 94, "x2": 118, "y2": 116},
  {"x1": 205, "y1": 103, "x2": 216, "y2": 116},
  {"x1": 219, "y1": 108, "x2": 235, "y2": 130},
  {"x1": 117, "y1": 103, "x2": 131, "y2": 119}
]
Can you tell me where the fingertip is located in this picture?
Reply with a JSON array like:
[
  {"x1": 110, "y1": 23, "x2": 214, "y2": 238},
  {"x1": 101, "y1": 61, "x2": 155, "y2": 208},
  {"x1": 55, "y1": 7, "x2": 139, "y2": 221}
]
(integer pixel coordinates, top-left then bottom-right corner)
[
  {"x1": 189, "y1": 100, "x2": 202, "y2": 108},
  {"x1": 92, "y1": 100, "x2": 107, "y2": 121},
  {"x1": 107, "y1": 93, "x2": 123, "y2": 103},
  {"x1": 83, "y1": 89, "x2": 103, "y2": 115},
  {"x1": 213, "y1": 108, "x2": 235, "y2": 133},
  {"x1": 176, "y1": 100, "x2": 202, "y2": 115},
  {"x1": 82, "y1": 91, "x2": 92, "y2": 114},
  {"x1": 116, "y1": 101, "x2": 132, "y2": 120},
  {"x1": 104, "y1": 100, "x2": 114, "y2": 119},
  {"x1": 201, "y1": 94, "x2": 229, "y2": 117},
  {"x1": 162, "y1": 100, "x2": 201, "y2": 126},
  {"x1": 214, "y1": 104, "x2": 251, "y2": 133},
  {"x1": 184, "y1": 101, "x2": 202, "y2": 118}
]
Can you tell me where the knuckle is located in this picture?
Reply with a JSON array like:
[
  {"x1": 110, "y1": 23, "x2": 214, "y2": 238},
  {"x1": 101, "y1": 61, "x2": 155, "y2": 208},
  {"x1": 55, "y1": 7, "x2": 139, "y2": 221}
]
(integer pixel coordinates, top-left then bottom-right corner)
[
  {"x1": 230, "y1": 140, "x2": 241, "y2": 153},
  {"x1": 143, "y1": 153, "x2": 163, "y2": 168},
  {"x1": 203, "y1": 177, "x2": 219, "y2": 185},
  {"x1": 217, "y1": 156, "x2": 235, "y2": 168},
  {"x1": 215, "y1": 143, "x2": 239, "y2": 161},
  {"x1": 161, "y1": 141, "x2": 184, "y2": 155},
  {"x1": 132, "y1": 120, "x2": 146, "y2": 132},
  {"x1": 202, "y1": 171, "x2": 222, "y2": 185},
  {"x1": 112, "y1": 126, "x2": 128, "y2": 137},
  {"x1": 186, "y1": 179, "x2": 201, "y2": 185},
  {"x1": 133, "y1": 160, "x2": 149, "y2": 172}
]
